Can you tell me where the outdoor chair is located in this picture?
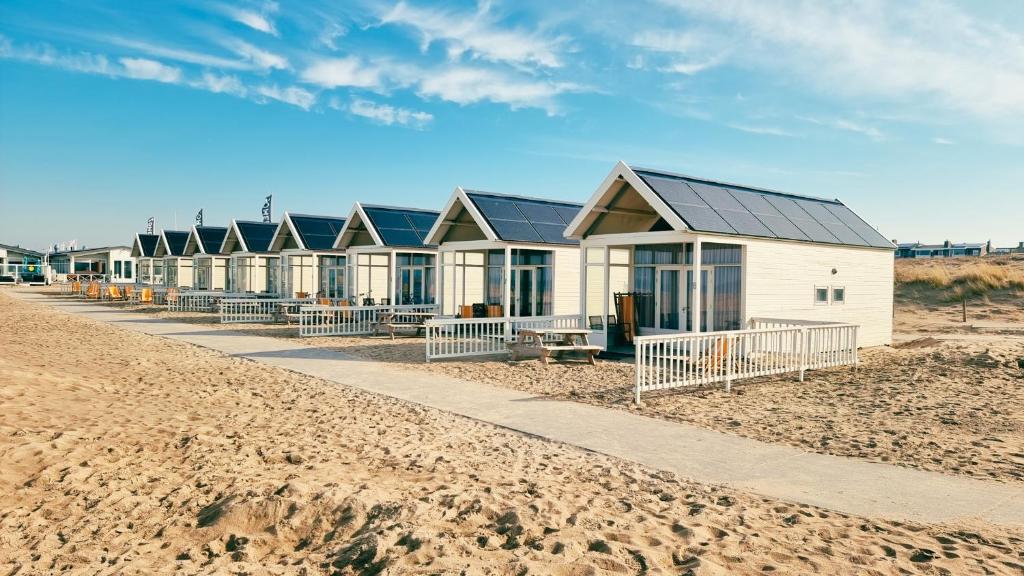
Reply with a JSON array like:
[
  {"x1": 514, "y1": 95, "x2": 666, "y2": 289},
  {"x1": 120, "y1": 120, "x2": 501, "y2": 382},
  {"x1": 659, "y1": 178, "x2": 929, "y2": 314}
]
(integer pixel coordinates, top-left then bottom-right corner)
[
  {"x1": 139, "y1": 288, "x2": 153, "y2": 304},
  {"x1": 459, "y1": 305, "x2": 473, "y2": 319},
  {"x1": 472, "y1": 303, "x2": 487, "y2": 318},
  {"x1": 362, "y1": 297, "x2": 376, "y2": 306},
  {"x1": 588, "y1": 315, "x2": 604, "y2": 330},
  {"x1": 486, "y1": 304, "x2": 503, "y2": 318}
]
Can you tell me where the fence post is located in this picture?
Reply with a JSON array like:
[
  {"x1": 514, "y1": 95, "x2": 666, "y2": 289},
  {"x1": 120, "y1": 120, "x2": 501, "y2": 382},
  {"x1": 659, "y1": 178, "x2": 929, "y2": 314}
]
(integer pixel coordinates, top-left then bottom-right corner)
[
  {"x1": 634, "y1": 339, "x2": 642, "y2": 405},
  {"x1": 798, "y1": 327, "x2": 807, "y2": 382},
  {"x1": 725, "y1": 335, "x2": 733, "y2": 392}
]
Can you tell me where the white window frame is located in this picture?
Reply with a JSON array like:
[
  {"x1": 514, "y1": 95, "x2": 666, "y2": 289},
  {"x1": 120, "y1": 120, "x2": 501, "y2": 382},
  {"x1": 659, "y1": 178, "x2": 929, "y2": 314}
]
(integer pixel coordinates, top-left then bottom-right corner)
[
  {"x1": 814, "y1": 285, "x2": 829, "y2": 305},
  {"x1": 831, "y1": 286, "x2": 846, "y2": 305}
]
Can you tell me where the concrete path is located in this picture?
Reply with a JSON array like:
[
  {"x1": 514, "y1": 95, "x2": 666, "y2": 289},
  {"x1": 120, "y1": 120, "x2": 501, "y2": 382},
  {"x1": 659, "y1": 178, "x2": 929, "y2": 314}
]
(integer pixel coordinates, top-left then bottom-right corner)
[{"x1": 16, "y1": 291, "x2": 1024, "y2": 527}]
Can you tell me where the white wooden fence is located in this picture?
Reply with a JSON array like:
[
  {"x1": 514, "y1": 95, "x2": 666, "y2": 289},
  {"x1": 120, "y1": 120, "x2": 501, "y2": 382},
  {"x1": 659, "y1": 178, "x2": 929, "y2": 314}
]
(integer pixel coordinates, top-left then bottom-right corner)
[
  {"x1": 220, "y1": 297, "x2": 314, "y2": 323},
  {"x1": 298, "y1": 304, "x2": 441, "y2": 337},
  {"x1": 425, "y1": 314, "x2": 583, "y2": 361},
  {"x1": 168, "y1": 291, "x2": 254, "y2": 313},
  {"x1": 634, "y1": 320, "x2": 858, "y2": 402}
]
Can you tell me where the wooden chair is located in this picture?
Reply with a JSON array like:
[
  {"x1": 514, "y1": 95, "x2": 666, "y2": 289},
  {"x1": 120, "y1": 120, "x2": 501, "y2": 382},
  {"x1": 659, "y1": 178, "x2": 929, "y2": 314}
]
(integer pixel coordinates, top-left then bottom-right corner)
[
  {"x1": 139, "y1": 288, "x2": 153, "y2": 304},
  {"x1": 487, "y1": 304, "x2": 503, "y2": 318},
  {"x1": 124, "y1": 285, "x2": 135, "y2": 299},
  {"x1": 71, "y1": 281, "x2": 82, "y2": 294},
  {"x1": 701, "y1": 337, "x2": 731, "y2": 372},
  {"x1": 86, "y1": 283, "x2": 100, "y2": 300},
  {"x1": 166, "y1": 287, "x2": 180, "y2": 305},
  {"x1": 459, "y1": 305, "x2": 473, "y2": 319},
  {"x1": 297, "y1": 291, "x2": 309, "y2": 299},
  {"x1": 317, "y1": 297, "x2": 332, "y2": 306},
  {"x1": 106, "y1": 285, "x2": 123, "y2": 300}
]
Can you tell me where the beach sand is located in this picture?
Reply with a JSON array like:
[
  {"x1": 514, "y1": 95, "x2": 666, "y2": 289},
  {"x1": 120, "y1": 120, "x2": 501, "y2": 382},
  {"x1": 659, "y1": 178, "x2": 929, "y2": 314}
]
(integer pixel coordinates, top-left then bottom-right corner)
[{"x1": 3, "y1": 290, "x2": 1024, "y2": 574}]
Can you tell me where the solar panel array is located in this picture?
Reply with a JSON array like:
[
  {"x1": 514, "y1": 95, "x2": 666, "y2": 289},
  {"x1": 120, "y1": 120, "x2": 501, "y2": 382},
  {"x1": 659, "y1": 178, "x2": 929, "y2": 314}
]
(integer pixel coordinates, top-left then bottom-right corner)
[
  {"x1": 363, "y1": 207, "x2": 440, "y2": 247},
  {"x1": 634, "y1": 170, "x2": 892, "y2": 248},
  {"x1": 196, "y1": 227, "x2": 228, "y2": 254},
  {"x1": 291, "y1": 215, "x2": 346, "y2": 251},
  {"x1": 137, "y1": 234, "x2": 160, "y2": 257},
  {"x1": 163, "y1": 231, "x2": 191, "y2": 256},
  {"x1": 236, "y1": 221, "x2": 278, "y2": 252},
  {"x1": 465, "y1": 191, "x2": 583, "y2": 245}
]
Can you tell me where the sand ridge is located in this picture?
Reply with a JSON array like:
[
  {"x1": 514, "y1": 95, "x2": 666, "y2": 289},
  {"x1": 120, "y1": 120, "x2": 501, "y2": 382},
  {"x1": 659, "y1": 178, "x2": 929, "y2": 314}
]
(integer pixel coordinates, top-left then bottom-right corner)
[{"x1": 3, "y1": 291, "x2": 1024, "y2": 574}]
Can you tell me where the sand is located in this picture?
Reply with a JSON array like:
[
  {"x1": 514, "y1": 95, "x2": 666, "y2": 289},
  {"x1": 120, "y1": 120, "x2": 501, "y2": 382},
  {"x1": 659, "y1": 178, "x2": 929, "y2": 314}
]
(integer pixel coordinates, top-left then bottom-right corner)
[
  {"x1": 4, "y1": 291, "x2": 1024, "y2": 574},
  {"x1": 122, "y1": 293, "x2": 1024, "y2": 485}
]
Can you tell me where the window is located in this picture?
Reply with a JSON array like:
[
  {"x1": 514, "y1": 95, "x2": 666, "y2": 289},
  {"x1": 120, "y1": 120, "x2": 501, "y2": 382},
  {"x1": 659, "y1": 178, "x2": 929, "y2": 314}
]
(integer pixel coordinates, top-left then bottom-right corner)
[
  {"x1": 814, "y1": 286, "x2": 829, "y2": 305},
  {"x1": 832, "y1": 286, "x2": 845, "y2": 304},
  {"x1": 114, "y1": 261, "x2": 122, "y2": 276},
  {"x1": 124, "y1": 261, "x2": 132, "y2": 279}
]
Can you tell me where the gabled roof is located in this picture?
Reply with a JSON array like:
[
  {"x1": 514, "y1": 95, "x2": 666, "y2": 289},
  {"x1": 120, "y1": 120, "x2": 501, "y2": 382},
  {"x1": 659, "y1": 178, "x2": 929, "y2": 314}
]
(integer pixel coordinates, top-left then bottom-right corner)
[
  {"x1": 132, "y1": 234, "x2": 160, "y2": 258},
  {"x1": 334, "y1": 203, "x2": 440, "y2": 249},
  {"x1": 155, "y1": 230, "x2": 190, "y2": 257},
  {"x1": 566, "y1": 161, "x2": 894, "y2": 249},
  {"x1": 221, "y1": 220, "x2": 278, "y2": 254},
  {"x1": 0, "y1": 243, "x2": 44, "y2": 258},
  {"x1": 184, "y1": 226, "x2": 229, "y2": 256},
  {"x1": 270, "y1": 212, "x2": 346, "y2": 252},
  {"x1": 425, "y1": 187, "x2": 583, "y2": 246}
]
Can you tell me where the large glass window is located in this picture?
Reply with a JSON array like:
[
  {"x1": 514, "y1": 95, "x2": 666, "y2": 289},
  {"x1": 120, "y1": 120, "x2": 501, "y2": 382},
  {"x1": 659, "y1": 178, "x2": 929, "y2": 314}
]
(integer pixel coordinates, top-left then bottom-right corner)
[
  {"x1": 396, "y1": 253, "x2": 436, "y2": 304},
  {"x1": 124, "y1": 261, "x2": 132, "y2": 279},
  {"x1": 319, "y1": 256, "x2": 346, "y2": 299},
  {"x1": 509, "y1": 249, "x2": 552, "y2": 317}
]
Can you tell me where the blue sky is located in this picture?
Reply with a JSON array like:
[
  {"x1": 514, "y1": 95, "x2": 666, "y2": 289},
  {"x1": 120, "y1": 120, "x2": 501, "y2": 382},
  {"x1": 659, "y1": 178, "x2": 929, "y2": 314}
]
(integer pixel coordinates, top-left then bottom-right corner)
[{"x1": 1, "y1": 0, "x2": 1022, "y2": 251}]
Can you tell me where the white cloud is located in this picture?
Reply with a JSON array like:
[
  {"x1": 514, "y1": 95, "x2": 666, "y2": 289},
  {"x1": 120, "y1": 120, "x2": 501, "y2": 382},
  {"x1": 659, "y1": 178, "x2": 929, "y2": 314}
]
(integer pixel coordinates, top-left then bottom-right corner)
[
  {"x1": 379, "y1": 1, "x2": 568, "y2": 69},
  {"x1": 221, "y1": 38, "x2": 289, "y2": 70},
  {"x1": 300, "y1": 56, "x2": 383, "y2": 89},
  {"x1": 933, "y1": 137, "x2": 955, "y2": 145},
  {"x1": 801, "y1": 116, "x2": 886, "y2": 141},
  {"x1": 660, "y1": 57, "x2": 721, "y2": 75},
  {"x1": 98, "y1": 36, "x2": 252, "y2": 70},
  {"x1": 254, "y1": 84, "x2": 316, "y2": 110},
  {"x1": 415, "y1": 66, "x2": 582, "y2": 115},
  {"x1": 119, "y1": 57, "x2": 183, "y2": 83},
  {"x1": 728, "y1": 124, "x2": 798, "y2": 137},
  {"x1": 192, "y1": 72, "x2": 247, "y2": 97},
  {"x1": 655, "y1": 0, "x2": 1024, "y2": 118},
  {"x1": 213, "y1": 2, "x2": 279, "y2": 36},
  {"x1": 347, "y1": 98, "x2": 433, "y2": 128}
]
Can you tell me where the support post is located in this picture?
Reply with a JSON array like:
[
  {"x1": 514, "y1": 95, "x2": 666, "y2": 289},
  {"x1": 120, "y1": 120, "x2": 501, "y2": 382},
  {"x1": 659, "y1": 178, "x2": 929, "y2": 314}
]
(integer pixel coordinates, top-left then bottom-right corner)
[
  {"x1": 388, "y1": 252, "x2": 398, "y2": 305},
  {"x1": 725, "y1": 335, "x2": 733, "y2": 392},
  {"x1": 691, "y1": 239, "x2": 702, "y2": 334},
  {"x1": 603, "y1": 245, "x2": 611, "y2": 346},
  {"x1": 799, "y1": 327, "x2": 807, "y2": 382},
  {"x1": 503, "y1": 245, "x2": 512, "y2": 340}
]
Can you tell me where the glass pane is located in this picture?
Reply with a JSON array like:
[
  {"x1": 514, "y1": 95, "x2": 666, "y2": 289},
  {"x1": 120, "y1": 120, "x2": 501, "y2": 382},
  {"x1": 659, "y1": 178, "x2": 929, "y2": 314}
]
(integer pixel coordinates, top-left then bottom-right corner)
[
  {"x1": 536, "y1": 267, "x2": 552, "y2": 316},
  {"x1": 516, "y1": 269, "x2": 533, "y2": 317},
  {"x1": 713, "y1": 266, "x2": 742, "y2": 331},
  {"x1": 424, "y1": 267, "x2": 435, "y2": 304},
  {"x1": 633, "y1": 267, "x2": 655, "y2": 328},
  {"x1": 413, "y1": 269, "x2": 423, "y2": 304},
  {"x1": 486, "y1": 266, "x2": 503, "y2": 304},
  {"x1": 659, "y1": 269, "x2": 679, "y2": 330}
]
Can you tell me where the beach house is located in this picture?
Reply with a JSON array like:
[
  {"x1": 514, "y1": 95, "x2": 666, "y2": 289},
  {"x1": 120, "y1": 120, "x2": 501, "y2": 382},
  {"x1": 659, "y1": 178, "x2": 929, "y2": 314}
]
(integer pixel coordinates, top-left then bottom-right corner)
[
  {"x1": 565, "y1": 162, "x2": 895, "y2": 349},
  {"x1": 131, "y1": 233, "x2": 162, "y2": 285},
  {"x1": 424, "y1": 188, "x2": 584, "y2": 319},
  {"x1": 0, "y1": 243, "x2": 46, "y2": 285},
  {"x1": 184, "y1": 225, "x2": 229, "y2": 290},
  {"x1": 333, "y1": 204, "x2": 440, "y2": 305},
  {"x1": 220, "y1": 220, "x2": 280, "y2": 294},
  {"x1": 49, "y1": 246, "x2": 134, "y2": 284},
  {"x1": 895, "y1": 240, "x2": 991, "y2": 258},
  {"x1": 154, "y1": 230, "x2": 193, "y2": 288},
  {"x1": 268, "y1": 212, "x2": 347, "y2": 299}
]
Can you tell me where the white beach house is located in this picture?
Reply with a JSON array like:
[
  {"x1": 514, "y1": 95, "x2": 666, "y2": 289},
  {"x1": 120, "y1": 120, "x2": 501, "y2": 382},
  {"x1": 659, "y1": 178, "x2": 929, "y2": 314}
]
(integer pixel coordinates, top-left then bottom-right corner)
[
  {"x1": 49, "y1": 245, "x2": 135, "y2": 284},
  {"x1": 154, "y1": 230, "x2": 193, "y2": 288},
  {"x1": 565, "y1": 162, "x2": 895, "y2": 349},
  {"x1": 220, "y1": 220, "x2": 280, "y2": 294},
  {"x1": 184, "y1": 225, "x2": 229, "y2": 291},
  {"x1": 268, "y1": 212, "x2": 347, "y2": 299},
  {"x1": 425, "y1": 187, "x2": 584, "y2": 319},
  {"x1": 332, "y1": 204, "x2": 440, "y2": 305},
  {"x1": 131, "y1": 233, "x2": 162, "y2": 285}
]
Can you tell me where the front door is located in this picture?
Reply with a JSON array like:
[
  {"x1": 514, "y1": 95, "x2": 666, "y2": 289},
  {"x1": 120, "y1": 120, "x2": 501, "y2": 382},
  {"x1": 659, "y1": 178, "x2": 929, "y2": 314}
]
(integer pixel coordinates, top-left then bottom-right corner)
[
  {"x1": 684, "y1": 268, "x2": 714, "y2": 332},
  {"x1": 656, "y1": 267, "x2": 681, "y2": 329},
  {"x1": 511, "y1": 268, "x2": 535, "y2": 317}
]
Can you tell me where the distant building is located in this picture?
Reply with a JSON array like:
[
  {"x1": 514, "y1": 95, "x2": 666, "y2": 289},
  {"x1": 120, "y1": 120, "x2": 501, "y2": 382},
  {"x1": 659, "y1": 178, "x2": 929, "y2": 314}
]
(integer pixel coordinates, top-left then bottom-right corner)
[
  {"x1": 992, "y1": 242, "x2": 1024, "y2": 255},
  {"x1": 48, "y1": 245, "x2": 134, "y2": 283},
  {"x1": 894, "y1": 240, "x2": 991, "y2": 258},
  {"x1": 0, "y1": 242, "x2": 46, "y2": 284}
]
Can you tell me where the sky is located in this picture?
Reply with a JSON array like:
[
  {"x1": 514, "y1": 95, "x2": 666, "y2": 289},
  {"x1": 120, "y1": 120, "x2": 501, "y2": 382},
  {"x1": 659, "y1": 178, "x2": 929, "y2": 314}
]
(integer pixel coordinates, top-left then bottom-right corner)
[{"x1": 1, "y1": 0, "x2": 1023, "y2": 251}]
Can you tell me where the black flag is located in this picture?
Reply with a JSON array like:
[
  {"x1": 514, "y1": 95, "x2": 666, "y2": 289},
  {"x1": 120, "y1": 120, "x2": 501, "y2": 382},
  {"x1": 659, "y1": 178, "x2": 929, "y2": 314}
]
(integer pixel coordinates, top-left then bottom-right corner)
[
  {"x1": 262, "y1": 195, "x2": 272, "y2": 223},
  {"x1": 195, "y1": 209, "x2": 204, "y2": 226},
  {"x1": 146, "y1": 217, "x2": 154, "y2": 234}
]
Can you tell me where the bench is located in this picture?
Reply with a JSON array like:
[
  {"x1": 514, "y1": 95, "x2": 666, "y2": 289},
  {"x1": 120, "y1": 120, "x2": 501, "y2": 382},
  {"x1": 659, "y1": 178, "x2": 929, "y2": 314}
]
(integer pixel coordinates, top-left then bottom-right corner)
[
  {"x1": 375, "y1": 321, "x2": 427, "y2": 339},
  {"x1": 538, "y1": 344, "x2": 602, "y2": 365}
]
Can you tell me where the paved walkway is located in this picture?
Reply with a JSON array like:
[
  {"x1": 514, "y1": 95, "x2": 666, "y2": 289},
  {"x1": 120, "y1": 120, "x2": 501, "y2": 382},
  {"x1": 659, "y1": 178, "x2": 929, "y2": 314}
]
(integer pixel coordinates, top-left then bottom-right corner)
[{"x1": 16, "y1": 291, "x2": 1024, "y2": 527}]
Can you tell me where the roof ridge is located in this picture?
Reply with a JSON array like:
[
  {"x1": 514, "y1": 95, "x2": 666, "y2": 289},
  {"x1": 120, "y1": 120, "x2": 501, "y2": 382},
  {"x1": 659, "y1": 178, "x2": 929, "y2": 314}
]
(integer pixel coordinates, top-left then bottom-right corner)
[
  {"x1": 631, "y1": 165, "x2": 839, "y2": 204},
  {"x1": 463, "y1": 189, "x2": 584, "y2": 208}
]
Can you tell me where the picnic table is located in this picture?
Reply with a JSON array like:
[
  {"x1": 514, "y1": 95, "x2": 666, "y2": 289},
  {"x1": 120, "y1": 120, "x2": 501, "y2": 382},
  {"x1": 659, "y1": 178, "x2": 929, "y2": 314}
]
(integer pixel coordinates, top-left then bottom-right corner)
[
  {"x1": 508, "y1": 328, "x2": 601, "y2": 365},
  {"x1": 275, "y1": 302, "x2": 308, "y2": 324},
  {"x1": 374, "y1": 311, "x2": 437, "y2": 339}
]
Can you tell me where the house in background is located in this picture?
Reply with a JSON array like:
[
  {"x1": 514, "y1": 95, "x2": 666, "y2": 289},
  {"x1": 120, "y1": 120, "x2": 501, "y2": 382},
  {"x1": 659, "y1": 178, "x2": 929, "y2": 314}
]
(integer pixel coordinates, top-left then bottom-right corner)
[
  {"x1": 0, "y1": 243, "x2": 46, "y2": 285},
  {"x1": 565, "y1": 161, "x2": 895, "y2": 349},
  {"x1": 184, "y1": 225, "x2": 229, "y2": 290},
  {"x1": 895, "y1": 240, "x2": 991, "y2": 258},
  {"x1": 992, "y1": 241, "x2": 1024, "y2": 255},
  {"x1": 131, "y1": 233, "x2": 162, "y2": 285},
  {"x1": 48, "y1": 246, "x2": 134, "y2": 283},
  {"x1": 268, "y1": 212, "x2": 347, "y2": 299},
  {"x1": 220, "y1": 220, "x2": 280, "y2": 294},
  {"x1": 425, "y1": 187, "x2": 584, "y2": 318},
  {"x1": 333, "y1": 203, "x2": 440, "y2": 305},
  {"x1": 155, "y1": 230, "x2": 193, "y2": 288}
]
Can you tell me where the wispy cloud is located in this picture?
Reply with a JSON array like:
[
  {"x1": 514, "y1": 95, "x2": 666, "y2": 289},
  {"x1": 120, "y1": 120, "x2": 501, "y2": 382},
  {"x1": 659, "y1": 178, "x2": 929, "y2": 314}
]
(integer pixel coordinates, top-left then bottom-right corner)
[
  {"x1": 220, "y1": 38, "x2": 289, "y2": 70},
  {"x1": 96, "y1": 36, "x2": 252, "y2": 70},
  {"x1": 379, "y1": 1, "x2": 568, "y2": 69},
  {"x1": 338, "y1": 97, "x2": 434, "y2": 129},
  {"x1": 655, "y1": 0, "x2": 1024, "y2": 118},
  {"x1": 299, "y1": 56, "x2": 384, "y2": 89},
  {"x1": 415, "y1": 66, "x2": 583, "y2": 115},
  {"x1": 632, "y1": 29, "x2": 725, "y2": 75},
  {"x1": 727, "y1": 123, "x2": 798, "y2": 138},
  {"x1": 212, "y1": 1, "x2": 279, "y2": 36},
  {"x1": 192, "y1": 71, "x2": 248, "y2": 97},
  {"x1": 254, "y1": 84, "x2": 316, "y2": 110},
  {"x1": 800, "y1": 116, "x2": 886, "y2": 142},
  {"x1": 119, "y1": 57, "x2": 182, "y2": 83},
  {"x1": 933, "y1": 137, "x2": 955, "y2": 145}
]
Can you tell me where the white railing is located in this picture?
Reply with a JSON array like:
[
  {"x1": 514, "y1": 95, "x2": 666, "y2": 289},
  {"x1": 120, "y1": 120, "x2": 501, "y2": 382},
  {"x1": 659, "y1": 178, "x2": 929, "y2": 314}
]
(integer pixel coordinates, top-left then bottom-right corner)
[
  {"x1": 298, "y1": 304, "x2": 441, "y2": 337},
  {"x1": 425, "y1": 314, "x2": 583, "y2": 361},
  {"x1": 220, "y1": 298, "x2": 315, "y2": 323},
  {"x1": 168, "y1": 291, "x2": 253, "y2": 312},
  {"x1": 635, "y1": 322, "x2": 858, "y2": 402}
]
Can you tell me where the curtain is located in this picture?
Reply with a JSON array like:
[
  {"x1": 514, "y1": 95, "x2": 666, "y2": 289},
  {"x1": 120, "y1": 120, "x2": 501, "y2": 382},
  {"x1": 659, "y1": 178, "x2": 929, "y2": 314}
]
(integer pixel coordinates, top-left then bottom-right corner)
[{"x1": 713, "y1": 265, "x2": 742, "y2": 330}]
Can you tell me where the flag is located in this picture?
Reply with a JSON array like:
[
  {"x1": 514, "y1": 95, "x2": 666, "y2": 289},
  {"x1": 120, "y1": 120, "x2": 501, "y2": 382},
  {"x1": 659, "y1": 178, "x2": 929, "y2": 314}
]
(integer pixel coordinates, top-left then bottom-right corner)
[
  {"x1": 195, "y1": 209, "x2": 204, "y2": 226},
  {"x1": 262, "y1": 195, "x2": 272, "y2": 223},
  {"x1": 146, "y1": 217, "x2": 155, "y2": 234}
]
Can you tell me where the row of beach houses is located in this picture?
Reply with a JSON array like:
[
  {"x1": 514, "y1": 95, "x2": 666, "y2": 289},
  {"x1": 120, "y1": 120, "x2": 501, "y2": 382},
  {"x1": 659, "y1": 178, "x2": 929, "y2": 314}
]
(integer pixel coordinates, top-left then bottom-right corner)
[{"x1": 115, "y1": 162, "x2": 895, "y2": 355}]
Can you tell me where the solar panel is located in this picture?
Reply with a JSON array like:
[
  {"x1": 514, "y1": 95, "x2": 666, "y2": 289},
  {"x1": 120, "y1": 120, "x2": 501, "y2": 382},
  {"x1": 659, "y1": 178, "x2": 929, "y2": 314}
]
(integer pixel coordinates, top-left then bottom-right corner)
[
  {"x1": 687, "y1": 181, "x2": 747, "y2": 212},
  {"x1": 532, "y1": 222, "x2": 575, "y2": 244},
  {"x1": 488, "y1": 219, "x2": 543, "y2": 243},
  {"x1": 715, "y1": 209, "x2": 774, "y2": 237},
  {"x1": 792, "y1": 199, "x2": 867, "y2": 246},
  {"x1": 376, "y1": 228, "x2": 424, "y2": 247},
  {"x1": 552, "y1": 205, "x2": 582, "y2": 225},
  {"x1": 363, "y1": 207, "x2": 440, "y2": 247},
  {"x1": 405, "y1": 212, "x2": 440, "y2": 232},
  {"x1": 472, "y1": 197, "x2": 527, "y2": 222},
  {"x1": 662, "y1": 203, "x2": 735, "y2": 234},
  {"x1": 138, "y1": 234, "x2": 159, "y2": 256},
  {"x1": 237, "y1": 222, "x2": 277, "y2": 252},
  {"x1": 728, "y1": 193, "x2": 809, "y2": 240},
  {"x1": 824, "y1": 204, "x2": 892, "y2": 248},
  {"x1": 515, "y1": 203, "x2": 565, "y2": 225},
  {"x1": 165, "y1": 231, "x2": 190, "y2": 256},
  {"x1": 292, "y1": 216, "x2": 345, "y2": 250},
  {"x1": 762, "y1": 197, "x2": 839, "y2": 243},
  {"x1": 197, "y1": 227, "x2": 228, "y2": 254},
  {"x1": 640, "y1": 174, "x2": 708, "y2": 206},
  {"x1": 465, "y1": 192, "x2": 583, "y2": 245}
]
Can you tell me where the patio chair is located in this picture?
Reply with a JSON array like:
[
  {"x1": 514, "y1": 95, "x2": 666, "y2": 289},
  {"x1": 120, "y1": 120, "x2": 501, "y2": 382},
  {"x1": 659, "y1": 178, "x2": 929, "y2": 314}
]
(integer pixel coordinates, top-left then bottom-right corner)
[
  {"x1": 296, "y1": 291, "x2": 309, "y2": 299},
  {"x1": 472, "y1": 303, "x2": 487, "y2": 318},
  {"x1": 362, "y1": 297, "x2": 376, "y2": 306},
  {"x1": 486, "y1": 304, "x2": 503, "y2": 318},
  {"x1": 459, "y1": 305, "x2": 473, "y2": 319},
  {"x1": 588, "y1": 315, "x2": 604, "y2": 330},
  {"x1": 139, "y1": 287, "x2": 153, "y2": 304}
]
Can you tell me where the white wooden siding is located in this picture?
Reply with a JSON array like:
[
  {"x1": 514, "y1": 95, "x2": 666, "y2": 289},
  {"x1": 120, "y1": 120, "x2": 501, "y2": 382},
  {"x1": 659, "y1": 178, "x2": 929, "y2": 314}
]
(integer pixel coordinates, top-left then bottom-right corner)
[
  {"x1": 742, "y1": 238, "x2": 893, "y2": 347},
  {"x1": 552, "y1": 246, "x2": 581, "y2": 316}
]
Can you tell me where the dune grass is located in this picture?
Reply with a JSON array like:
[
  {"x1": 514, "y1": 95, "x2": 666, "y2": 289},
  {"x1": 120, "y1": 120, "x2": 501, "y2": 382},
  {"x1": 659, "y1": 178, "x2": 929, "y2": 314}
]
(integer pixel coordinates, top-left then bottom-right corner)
[{"x1": 896, "y1": 258, "x2": 1024, "y2": 300}]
